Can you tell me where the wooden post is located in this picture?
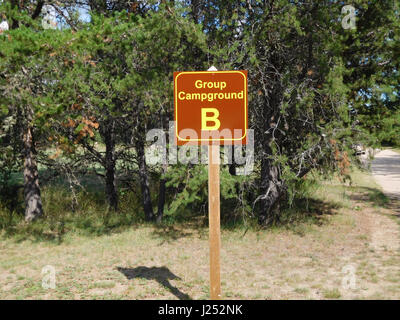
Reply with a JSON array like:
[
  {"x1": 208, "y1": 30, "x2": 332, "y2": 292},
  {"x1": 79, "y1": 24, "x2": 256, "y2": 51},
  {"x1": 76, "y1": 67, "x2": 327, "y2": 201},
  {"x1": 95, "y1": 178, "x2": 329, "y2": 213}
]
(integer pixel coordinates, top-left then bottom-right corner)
[
  {"x1": 208, "y1": 143, "x2": 221, "y2": 299},
  {"x1": 174, "y1": 65, "x2": 247, "y2": 301}
]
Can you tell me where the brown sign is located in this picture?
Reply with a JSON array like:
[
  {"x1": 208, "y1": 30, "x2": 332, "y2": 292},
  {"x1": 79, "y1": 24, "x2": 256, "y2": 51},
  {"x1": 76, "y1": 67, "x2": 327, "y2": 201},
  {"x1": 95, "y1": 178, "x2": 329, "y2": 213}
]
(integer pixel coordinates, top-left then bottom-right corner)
[{"x1": 174, "y1": 70, "x2": 248, "y2": 145}]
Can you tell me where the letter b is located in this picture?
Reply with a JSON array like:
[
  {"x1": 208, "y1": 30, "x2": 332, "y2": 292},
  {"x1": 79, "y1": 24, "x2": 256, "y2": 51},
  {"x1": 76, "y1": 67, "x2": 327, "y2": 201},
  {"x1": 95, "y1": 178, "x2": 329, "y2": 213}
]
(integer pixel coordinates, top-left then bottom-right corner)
[{"x1": 201, "y1": 108, "x2": 220, "y2": 131}]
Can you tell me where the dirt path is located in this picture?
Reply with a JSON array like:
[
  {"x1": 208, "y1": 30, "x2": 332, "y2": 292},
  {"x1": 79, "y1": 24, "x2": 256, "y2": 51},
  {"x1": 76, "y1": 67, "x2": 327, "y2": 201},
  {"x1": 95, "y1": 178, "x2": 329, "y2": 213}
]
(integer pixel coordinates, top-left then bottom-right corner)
[
  {"x1": 370, "y1": 149, "x2": 400, "y2": 252},
  {"x1": 371, "y1": 149, "x2": 400, "y2": 200}
]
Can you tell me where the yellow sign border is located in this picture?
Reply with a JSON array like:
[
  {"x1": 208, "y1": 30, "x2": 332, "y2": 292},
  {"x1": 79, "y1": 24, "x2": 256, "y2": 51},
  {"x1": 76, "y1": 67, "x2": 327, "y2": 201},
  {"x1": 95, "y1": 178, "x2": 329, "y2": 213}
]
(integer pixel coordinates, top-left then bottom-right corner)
[{"x1": 174, "y1": 70, "x2": 248, "y2": 142}]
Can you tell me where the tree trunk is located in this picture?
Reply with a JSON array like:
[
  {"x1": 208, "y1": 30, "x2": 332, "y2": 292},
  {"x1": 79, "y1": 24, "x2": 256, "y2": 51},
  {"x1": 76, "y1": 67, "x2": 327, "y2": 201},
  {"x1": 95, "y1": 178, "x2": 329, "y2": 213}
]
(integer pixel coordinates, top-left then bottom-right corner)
[
  {"x1": 136, "y1": 139, "x2": 154, "y2": 221},
  {"x1": 23, "y1": 126, "x2": 43, "y2": 222},
  {"x1": 257, "y1": 85, "x2": 284, "y2": 225},
  {"x1": 104, "y1": 121, "x2": 118, "y2": 211},
  {"x1": 258, "y1": 154, "x2": 282, "y2": 225},
  {"x1": 228, "y1": 146, "x2": 236, "y2": 175},
  {"x1": 156, "y1": 164, "x2": 167, "y2": 223}
]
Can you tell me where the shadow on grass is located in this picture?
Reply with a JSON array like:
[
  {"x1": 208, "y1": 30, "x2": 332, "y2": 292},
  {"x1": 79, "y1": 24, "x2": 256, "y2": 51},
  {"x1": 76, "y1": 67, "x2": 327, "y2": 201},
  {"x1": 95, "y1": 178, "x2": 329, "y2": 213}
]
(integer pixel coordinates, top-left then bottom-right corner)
[
  {"x1": 350, "y1": 184, "x2": 400, "y2": 223},
  {"x1": 388, "y1": 200, "x2": 400, "y2": 226},
  {"x1": 151, "y1": 224, "x2": 195, "y2": 244},
  {"x1": 117, "y1": 266, "x2": 191, "y2": 300},
  {"x1": 269, "y1": 198, "x2": 341, "y2": 236},
  {"x1": 0, "y1": 219, "x2": 66, "y2": 244},
  {"x1": 290, "y1": 197, "x2": 340, "y2": 216},
  {"x1": 345, "y1": 185, "x2": 390, "y2": 207},
  {"x1": 325, "y1": 183, "x2": 400, "y2": 225},
  {"x1": 0, "y1": 209, "x2": 140, "y2": 244}
]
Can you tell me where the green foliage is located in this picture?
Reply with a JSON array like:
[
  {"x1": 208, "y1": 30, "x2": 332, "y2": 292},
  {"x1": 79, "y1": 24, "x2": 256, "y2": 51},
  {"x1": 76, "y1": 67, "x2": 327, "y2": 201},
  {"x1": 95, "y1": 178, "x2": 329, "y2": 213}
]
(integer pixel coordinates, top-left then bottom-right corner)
[
  {"x1": 164, "y1": 163, "x2": 252, "y2": 222},
  {"x1": 341, "y1": 0, "x2": 400, "y2": 147},
  {"x1": 0, "y1": 1, "x2": 398, "y2": 228},
  {"x1": 0, "y1": 183, "x2": 144, "y2": 241}
]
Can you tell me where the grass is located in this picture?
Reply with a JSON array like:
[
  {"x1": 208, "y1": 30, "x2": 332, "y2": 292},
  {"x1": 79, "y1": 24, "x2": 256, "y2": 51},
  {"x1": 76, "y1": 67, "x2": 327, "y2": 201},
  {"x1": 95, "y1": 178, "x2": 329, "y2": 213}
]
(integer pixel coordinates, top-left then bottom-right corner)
[
  {"x1": 0, "y1": 167, "x2": 399, "y2": 299},
  {"x1": 294, "y1": 287, "x2": 309, "y2": 294},
  {"x1": 322, "y1": 288, "x2": 341, "y2": 299}
]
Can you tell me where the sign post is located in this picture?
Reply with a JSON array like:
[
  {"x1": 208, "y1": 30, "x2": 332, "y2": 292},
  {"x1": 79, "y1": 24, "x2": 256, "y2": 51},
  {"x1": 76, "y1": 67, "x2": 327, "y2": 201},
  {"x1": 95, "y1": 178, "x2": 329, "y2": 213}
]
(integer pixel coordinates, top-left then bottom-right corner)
[
  {"x1": 174, "y1": 67, "x2": 248, "y2": 299},
  {"x1": 208, "y1": 140, "x2": 221, "y2": 299}
]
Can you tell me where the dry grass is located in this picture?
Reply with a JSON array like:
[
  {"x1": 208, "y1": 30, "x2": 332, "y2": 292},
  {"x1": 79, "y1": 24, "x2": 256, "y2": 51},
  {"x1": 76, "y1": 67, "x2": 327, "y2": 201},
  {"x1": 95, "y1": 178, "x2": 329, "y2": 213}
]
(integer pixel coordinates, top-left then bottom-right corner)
[{"x1": 0, "y1": 168, "x2": 399, "y2": 300}]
